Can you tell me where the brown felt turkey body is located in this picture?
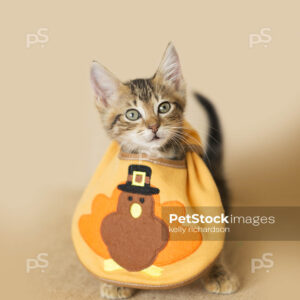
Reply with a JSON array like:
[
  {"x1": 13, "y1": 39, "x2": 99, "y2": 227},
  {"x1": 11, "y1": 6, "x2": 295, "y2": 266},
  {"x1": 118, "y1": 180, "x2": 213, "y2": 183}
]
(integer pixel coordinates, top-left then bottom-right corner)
[{"x1": 101, "y1": 191, "x2": 169, "y2": 271}]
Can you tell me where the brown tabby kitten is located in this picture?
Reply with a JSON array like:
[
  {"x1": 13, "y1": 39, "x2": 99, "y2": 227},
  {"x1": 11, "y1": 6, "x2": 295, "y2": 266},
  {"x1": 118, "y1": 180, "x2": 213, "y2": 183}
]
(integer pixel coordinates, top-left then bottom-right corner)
[{"x1": 90, "y1": 43, "x2": 239, "y2": 299}]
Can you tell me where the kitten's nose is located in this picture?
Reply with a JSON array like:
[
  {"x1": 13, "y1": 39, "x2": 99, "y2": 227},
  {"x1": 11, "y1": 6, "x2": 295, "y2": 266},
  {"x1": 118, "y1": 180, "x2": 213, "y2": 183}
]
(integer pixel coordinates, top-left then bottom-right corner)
[{"x1": 148, "y1": 124, "x2": 159, "y2": 134}]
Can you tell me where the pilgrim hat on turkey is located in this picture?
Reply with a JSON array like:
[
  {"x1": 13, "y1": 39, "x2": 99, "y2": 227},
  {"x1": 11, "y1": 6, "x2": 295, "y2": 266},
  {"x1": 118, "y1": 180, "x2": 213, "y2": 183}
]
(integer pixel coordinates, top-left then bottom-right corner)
[{"x1": 117, "y1": 164, "x2": 160, "y2": 195}]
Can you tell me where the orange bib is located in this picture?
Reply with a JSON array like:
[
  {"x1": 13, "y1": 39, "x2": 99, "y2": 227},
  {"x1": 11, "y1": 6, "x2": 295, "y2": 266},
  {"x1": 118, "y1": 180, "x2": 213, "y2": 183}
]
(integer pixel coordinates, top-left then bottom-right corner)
[{"x1": 72, "y1": 125, "x2": 225, "y2": 289}]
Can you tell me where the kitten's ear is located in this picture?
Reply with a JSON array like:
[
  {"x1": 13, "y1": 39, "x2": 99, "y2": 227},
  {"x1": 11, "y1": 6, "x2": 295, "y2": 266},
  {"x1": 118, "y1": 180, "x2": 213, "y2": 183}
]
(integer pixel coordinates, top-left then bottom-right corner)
[
  {"x1": 90, "y1": 61, "x2": 122, "y2": 107},
  {"x1": 155, "y1": 42, "x2": 185, "y2": 95}
]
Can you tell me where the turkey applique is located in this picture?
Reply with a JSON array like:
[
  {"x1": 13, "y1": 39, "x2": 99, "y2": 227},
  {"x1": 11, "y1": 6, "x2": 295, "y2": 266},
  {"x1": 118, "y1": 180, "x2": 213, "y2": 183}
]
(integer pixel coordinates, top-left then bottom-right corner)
[
  {"x1": 101, "y1": 165, "x2": 169, "y2": 272},
  {"x1": 79, "y1": 164, "x2": 203, "y2": 277}
]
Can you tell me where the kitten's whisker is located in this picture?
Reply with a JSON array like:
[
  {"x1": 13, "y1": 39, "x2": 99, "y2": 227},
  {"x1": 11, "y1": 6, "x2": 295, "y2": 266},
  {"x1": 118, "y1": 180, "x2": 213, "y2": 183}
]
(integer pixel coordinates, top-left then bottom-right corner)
[
  {"x1": 169, "y1": 135, "x2": 185, "y2": 153},
  {"x1": 168, "y1": 129, "x2": 213, "y2": 163},
  {"x1": 169, "y1": 123, "x2": 221, "y2": 146},
  {"x1": 171, "y1": 133, "x2": 213, "y2": 168}
]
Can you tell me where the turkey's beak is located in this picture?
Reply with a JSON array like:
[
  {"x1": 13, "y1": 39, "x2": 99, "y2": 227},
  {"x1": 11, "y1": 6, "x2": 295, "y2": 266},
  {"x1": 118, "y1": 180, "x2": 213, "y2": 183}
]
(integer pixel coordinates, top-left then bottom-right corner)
[{"x1": 130, "y1": 203, "x2": 142, "y2": 219}]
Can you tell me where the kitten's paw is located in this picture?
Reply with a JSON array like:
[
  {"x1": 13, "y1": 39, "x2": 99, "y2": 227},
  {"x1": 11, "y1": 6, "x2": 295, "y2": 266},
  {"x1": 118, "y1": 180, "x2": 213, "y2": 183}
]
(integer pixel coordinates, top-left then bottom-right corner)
[
  {"x1": 202, "y1": 264, "x2": 239, "y2": 294},
  {"x1": 100, "y1": 283, "x2": 136, "y2": 299}
]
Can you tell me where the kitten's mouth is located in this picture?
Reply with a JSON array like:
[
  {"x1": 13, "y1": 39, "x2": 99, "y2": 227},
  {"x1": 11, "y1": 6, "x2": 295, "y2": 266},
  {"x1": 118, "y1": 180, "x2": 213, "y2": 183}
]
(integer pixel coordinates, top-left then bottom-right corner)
[{"x1": 152, "y1": 135, "x2": 160, "y2": 140}]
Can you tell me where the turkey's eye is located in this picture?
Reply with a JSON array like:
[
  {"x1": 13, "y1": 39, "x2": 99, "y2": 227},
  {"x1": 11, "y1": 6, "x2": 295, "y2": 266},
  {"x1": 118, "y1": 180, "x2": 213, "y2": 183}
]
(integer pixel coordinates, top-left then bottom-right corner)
[
  {"x1": 158, "y1": 101, "x2": 171, "y2": 114},
  {"x1": 139, "y1": 198, "x2": 145, "y2": 204},
  {"x1": 128, "y1": 196, "x2": 133, "y2": 201},
  {"x1": 125, "y1": 109, "x2": 141, "y2": 121}
]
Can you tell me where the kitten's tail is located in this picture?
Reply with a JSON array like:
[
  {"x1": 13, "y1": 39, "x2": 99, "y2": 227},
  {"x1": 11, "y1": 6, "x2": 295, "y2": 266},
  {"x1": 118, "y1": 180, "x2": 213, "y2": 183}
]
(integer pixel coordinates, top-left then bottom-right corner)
[
  {"x1": 193, "y1": 93, "x2": 223, "y2": 172},
  {"x1": 194, "y1": 92, "x2": 229, "y2": 211}
]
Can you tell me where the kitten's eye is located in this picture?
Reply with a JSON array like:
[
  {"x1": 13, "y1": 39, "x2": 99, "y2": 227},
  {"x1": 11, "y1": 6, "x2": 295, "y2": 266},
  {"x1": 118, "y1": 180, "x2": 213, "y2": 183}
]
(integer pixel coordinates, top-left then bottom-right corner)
[
  {"x1": 139, "y1": 197, "x2": 145, "y2": 204},
  {"x1": 128, "y1": 196, "x2": 133, "y2": 201},
  {"x1": 158, "y1": 102, "x2": 171, "y2": 114},
  {"x1": 125, "y1": 109, "x2": 141, "y2": 121}
]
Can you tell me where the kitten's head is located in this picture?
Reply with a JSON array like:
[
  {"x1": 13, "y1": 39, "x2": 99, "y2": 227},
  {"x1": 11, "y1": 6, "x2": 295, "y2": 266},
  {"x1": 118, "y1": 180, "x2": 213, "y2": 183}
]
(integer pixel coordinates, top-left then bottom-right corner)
[{"x1": 90, "y1": 43, "x2": 186, "y2": 154}]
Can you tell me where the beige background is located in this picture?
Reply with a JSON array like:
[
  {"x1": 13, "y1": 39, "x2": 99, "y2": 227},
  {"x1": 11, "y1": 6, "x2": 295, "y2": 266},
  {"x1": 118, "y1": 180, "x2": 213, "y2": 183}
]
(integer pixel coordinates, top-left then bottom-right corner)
[{"x1": 1, "y1": 0, "x2": 300, "y2": 299}]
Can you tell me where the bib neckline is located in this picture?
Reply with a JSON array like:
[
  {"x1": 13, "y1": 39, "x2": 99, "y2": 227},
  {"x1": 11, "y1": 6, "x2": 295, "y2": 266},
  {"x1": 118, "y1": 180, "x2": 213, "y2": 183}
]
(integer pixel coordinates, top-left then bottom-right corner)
[{"x1": 118, "y1": 151, "x2": 187, "y2": 169}]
